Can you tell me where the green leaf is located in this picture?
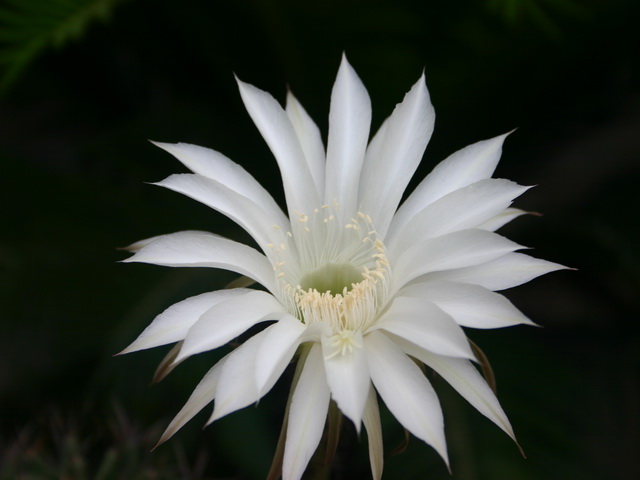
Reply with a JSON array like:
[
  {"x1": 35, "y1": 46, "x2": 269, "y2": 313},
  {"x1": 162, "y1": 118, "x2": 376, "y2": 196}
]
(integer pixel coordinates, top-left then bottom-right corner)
[{"x1": 0, "y1": 0, "x2": 125, "y2": 93}]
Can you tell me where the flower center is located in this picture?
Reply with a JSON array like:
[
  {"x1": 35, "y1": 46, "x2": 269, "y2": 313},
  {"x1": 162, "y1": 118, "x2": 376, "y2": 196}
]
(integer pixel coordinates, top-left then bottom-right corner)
[
  {"x1": 293, "y1": 244, "x2": 390, "y2": 335},
  {"x1": 276, "y1": 208, "x2": 392, "y2": 339},
  {"x1": 299, "y1": 263, "x2": 362, "y2": 295}
]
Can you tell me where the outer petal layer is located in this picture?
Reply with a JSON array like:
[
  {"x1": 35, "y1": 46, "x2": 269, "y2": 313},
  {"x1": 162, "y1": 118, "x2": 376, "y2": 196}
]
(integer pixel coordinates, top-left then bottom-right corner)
[
  {"x1": 359, "y1": 73, "x2": 434, "y2": 238},
  {"x1": 321, "y1": 330, "x2": 370, "y2": 431},
  {"x1": 362, "y1": 386, "x2": 384, "y2": 480},
  {"x1": 398, "y1": 281, "x2": 535, "y2": 329},
  {"x1": 283, "y1": 344, "x2": 331, "y2": 480},
  {"x1": 119, "y1": 289, "x2": 251, "y2": 354},
  {"x1": 286, "y1": 92, "x2": 326, "y2": 197},
  {"x1": 392, "y1": 229, "x2": 523, "y2": 289},
  {"x1": 419, "y1": 252, "x2": 566, "y2": 291},
  {"x1": 156, "y1": 357, "x2": 227, "y2": 445},
  {"x1": 387, "y1": 179, "x2": 529, "y2": 251},
  {"x1": 154, "y1": 173, "x2": 292, "y2": 255},
  {"x1": 396, "y1": 336, "x2": 516, "y2": 440},
  {"x1": 208, "y1": 328, "x2": 274, "y2": 422},
  {"x1": 374, "y1": 297, "x2": 475, "y2": 359},
  {"x1": 237, "y1": 78, "x2": 320, "y2": 216},
  {"x1": 325, "y1": 55, "x2": 371, "y2": 219},
  {"x1": 122, "y1": 231, "x2": 277, "y2": 294},
  {"x1": 255, "y1": 315, "x2": 307, "y2": 395},
  {"x1": 176, "y1": 291, "x2": 288, "y2": 363},
  {"x1": 365, "y1": 330, "x2": 449, "y2": 466},
  {"x1": 151, "y1": 142, "x2": 285, "y2": 212},
  {"x1": 391, "y1": 133, "x2": 511, "y2": 234}
]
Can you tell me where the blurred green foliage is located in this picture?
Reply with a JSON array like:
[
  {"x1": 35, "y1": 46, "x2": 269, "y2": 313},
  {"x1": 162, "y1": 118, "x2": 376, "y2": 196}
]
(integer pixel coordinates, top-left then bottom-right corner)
[
  {"x1": 0, "y1": 0, "x2": 125, "y2": 91},
  {"x1": 1, "y1": 0, "x2": 638, "y2": 479}
]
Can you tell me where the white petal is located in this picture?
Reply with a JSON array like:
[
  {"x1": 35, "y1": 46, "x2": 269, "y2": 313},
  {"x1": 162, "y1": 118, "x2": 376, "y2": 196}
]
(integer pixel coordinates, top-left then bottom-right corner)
[
  {"x1": 157, "y1": 356, "x2": 227, "y2": 445},
  {"x1": 419, "y1": 252, "x2": 567, "y2": 291},
  {"x1": 373, "y1": 297, "x2": 475, "y2": 359},
  {"x1": 176, "y1": 291, "x2": 287, "y2": 363},
  {"x1": 477, "y1": 207, "x2": 527, "y2": 231},
  {"x1": 387, "y1": 179, "x2": 530, "y2": 251},
  {"x1": 208, "y1": 329, "x2": 268, "y2": 422},
  {"x1": 359, "y1": 73, "x2": 434, "y2": 238},
  {"x1": 286, "y1": 91, "x2": 326, "y2": 196},
  {"x1": 154, "y1": 174, "x2": 291, "y2": 254},
  {"x1": 119, "y1": 289, "x2": 252, "y2": 354},
  {"x1": 362, "y1": 385, "x2": 384, "y2": 480},
  {"x1": 325, "y1": 55, "x2": 372, "y2": 219},
  {"x1": 321, "y1": 331, "x2": 370, "y2": 431},
  {"x1": 392, "y1": 132, "x2": 512, "y2": 234},
  {"x1": 151, "y1": 142, "x2": 283, "y2": 210},
  {"x1": 365, "y1": 330, "x2": 449, "y2": 465},
  {"x1": 237, "y1": 78, "x2": 320, "y2": 215},
  {"x1": 122, "y1": 231, "x2": 277, "y2": 294},
  {"x1": 395, "y1": 336, "x2": 516, "y2": 441},
  {"x1": 254, "y1": 315, "x2": 306, "y2": 396},
  {"x1": 398, "y1": 281, "x2": 535, "y2": 329},
  {"x1": 392, "y1": 229, "x2": 523, "y2": 290},
  {"x1": 283, "y1": 343, "x2": 331, "y2": 480}
]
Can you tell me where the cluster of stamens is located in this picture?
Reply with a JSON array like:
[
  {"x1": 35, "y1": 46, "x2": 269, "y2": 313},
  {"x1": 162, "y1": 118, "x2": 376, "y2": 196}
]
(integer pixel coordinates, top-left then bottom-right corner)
[{"x1": 272, "y1": 208, "x2": 391, "y2": 352}]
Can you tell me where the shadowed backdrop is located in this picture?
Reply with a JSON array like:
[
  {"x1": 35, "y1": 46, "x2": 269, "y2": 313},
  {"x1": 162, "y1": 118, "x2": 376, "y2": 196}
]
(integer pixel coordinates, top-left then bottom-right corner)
[{"x1": 1, "y1": 0, "x2": 638, "y2": 478}]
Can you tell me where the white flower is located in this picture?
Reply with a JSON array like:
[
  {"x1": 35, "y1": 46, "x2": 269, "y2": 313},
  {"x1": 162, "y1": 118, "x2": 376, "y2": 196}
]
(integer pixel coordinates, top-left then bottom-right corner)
[{"x1": 120, "y1": 55, "x2": 564, "y2": 480}]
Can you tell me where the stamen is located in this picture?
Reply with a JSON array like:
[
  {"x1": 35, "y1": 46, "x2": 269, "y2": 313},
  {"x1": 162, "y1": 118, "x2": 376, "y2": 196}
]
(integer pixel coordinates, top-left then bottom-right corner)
[
  {"x1": 324, "y1": 330, "x2": 362, "y2": 359},
  {"x1": 276, "y1": 206, "x2": 392, "y2": 337}
]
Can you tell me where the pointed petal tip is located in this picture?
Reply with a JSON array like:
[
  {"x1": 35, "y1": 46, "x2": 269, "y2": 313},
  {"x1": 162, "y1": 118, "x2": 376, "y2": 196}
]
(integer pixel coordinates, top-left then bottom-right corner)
[
  {"x1": 285, "y1": 88, "x2": 294, "y2": 104},
  {"x1": 113, "y1": 346, "x2": 131, "y2": 357},
  {"x1": 207, "y1": 403, "x2": 234, "y2": 425},
  {"x1": 517, "y1": 440, "x2": 527, "y2": 459},
  {"x1": 149, "y1": 140, "x2": 182, "y2": 154},
  {"x1": 117, "y1": 242, "x2": 143, "y2": 253},
  {"x1": 151, "y1": 432, "x2": 170, "y2": 452},
  {"x1": 234, "y1": 74, "x2": 254, "y2": 92},
  {"x1": 337, "y1": 52, "x2": 356, "y2": 74},
  {"x1": 172, "y1": 350, "x2": 188, "y2": 366}
]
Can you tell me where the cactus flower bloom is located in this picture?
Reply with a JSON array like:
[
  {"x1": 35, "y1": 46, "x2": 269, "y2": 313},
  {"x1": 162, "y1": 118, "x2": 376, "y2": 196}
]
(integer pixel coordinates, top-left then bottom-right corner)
[{"x1": 121, "y1": 55, "x2": 563, "y2": 480}]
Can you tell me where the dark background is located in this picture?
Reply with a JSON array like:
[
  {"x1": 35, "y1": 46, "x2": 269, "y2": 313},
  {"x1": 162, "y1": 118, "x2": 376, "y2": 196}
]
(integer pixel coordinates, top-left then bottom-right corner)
[{"x1": 1, "y1": 0, "x2": 639, "y2": 478}]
